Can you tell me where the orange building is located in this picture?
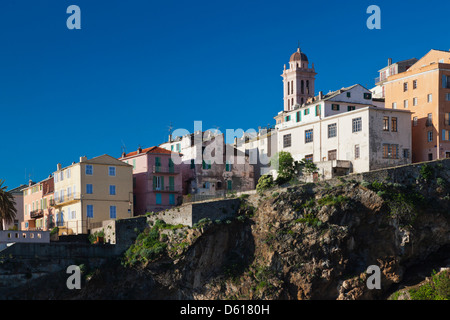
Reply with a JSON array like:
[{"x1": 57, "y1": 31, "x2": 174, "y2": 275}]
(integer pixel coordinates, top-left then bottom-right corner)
[{"x1": 384, "y1": 49, "x2": 450, "y2": 162}]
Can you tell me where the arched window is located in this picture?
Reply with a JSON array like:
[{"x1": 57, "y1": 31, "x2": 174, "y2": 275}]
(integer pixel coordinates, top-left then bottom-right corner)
[
  {"x1": 291, "y1": 81, "x2": 294, "y2": 94},
  {"x1": 287, "y1": 81, "x2": 290, "y2": 95},
  {"x1": 292, "y1": 98, "x2": 294, "y2": 107},
  {"x1": 306, "y1": 80, "x2": 310, "y2": 94},
  {"x1": 301, "y1": 80, "x2": 304, "y2": 94},
  {"x1": 288, "y1": 99, "x2": 290, "y2": 109}
]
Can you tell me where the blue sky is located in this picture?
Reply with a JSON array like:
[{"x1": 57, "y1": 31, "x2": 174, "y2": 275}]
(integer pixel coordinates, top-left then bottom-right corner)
[{"x1": 1, "y1": 0, "x2": 449, "y2": 189}]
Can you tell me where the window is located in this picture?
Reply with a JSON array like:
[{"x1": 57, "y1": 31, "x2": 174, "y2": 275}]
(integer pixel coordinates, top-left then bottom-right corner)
[
  {"x1": 60, "y1": 171, "x2": 64, "y2": 181},
  {"x1": 403, "y1": 149, "x2": 410, "y2": 159},
  {"x1": 404, "y1": 100, "x2": 408, "y2": 108},
  {"x1": 190, "y1": 159, "x2": 195, "y2": 169},
  {"x1": 304, "y1": 154, "x2": 313, "y2": 162},
  {"x1": 364, "y1": 93, "x2": 372, "y2": 99},
  {"x1": 443, "y1": 75, "x2": 450, "y2": 89},
  {"x1": 355, "y1": 145, "x2": 360, "y2": 159},
  {"x1": 296, "y1": 111, "x2": 301, "y2": 122},
  {"x1": 202, "y1": 160, "x2": 211, "y2": 170},
  {"x1": 156, "y1": 193, "x2": 162, "y2": 205},
  {"x1": 283, "y1": 134, "x2": 292, "y2": 148},
  {"x1": 328, "y1": 149, "x2": 337, "y2": 161},
  {"x1": 87, "y1": 205, "x2": 94, "y2": 218},
  {"x1": 403, "y1": 82, "x2": 408, "y2": 92},
  {"x1": 446, "y1": 113, "x2": 450, "y2": 126},
  {"x1": 427, "y1": 113, "x2": 433, "y2": 127},
  {"x1": 66, "y1": 169, "x2": 71, "y2": 179},
  {"x1": 392, "y1": 102, "x2": 397, "y2": 109},
  {"x1": 69, "y1": 209, "x2": 76, "y2": 220},
  {"x1": 427, "y1": 131, "x2": 433, "y2": 142},
  {"x1": 169, "y1": 194, "x2": 175, "y2": 205},
  {"x1": 225, "y1": 161, "x2": 232, "y2": 172},
  {"x1": 391, "y1": 117, "x2": 398, "y2": 132},
  {"x1": 86, "y1": 184, "x2": 93, "y2": 194},
  {"x1": 304, "y1": 108, "x2": 310, "y2": 115},
  {"x1": 305, "y1": 129, "x2": 313, "y2": 143},
  {"x1": 67, "y1": 187, "x2": 72, "y2": 198},
  {"x1": 227, "y1": 180, "x2": 232, "y2": 191},
  {"x1": 285, "y1": 115, "x2": 291, "y2": 122},
  {"x1": 109, "y1": 185, "x2": 116, "y2": 195},
  {"x1": 446, "y1": 93, "x2": 450, "y2": 101},
  {"x1": 413, "y1": 80, "x2": 417, "y2": 89},
  {"x1": 132, "y1": 159, "x2": 136, "y2": 170},
  {"x1": 110, "y1": 206, "x2": 117, "y2": 219},
  {"x1": 427, "y1": 94, "x2": 432, "y2": 103},
  {"x1": 428, "y1": 153, "x2": 433, "y2": 161},
  {"x1": 383, "y1": 116, "x2": 389, "y2": 131},
  {"x1": 331, "y1": 104, "x2": 340, "y2": 111},
  {"x1": 328, "y1": 123, "x2": 337, "y2": 138},
  {"x1": 383, "y1": 144, "x2": 398, "y2": 159},
  {"x1": 153, "y1": 176, "x2": 164, "y2": 191},
  {"x1": 85, "y1": 165, "x2": 93, "y2": 175},
  {"x1": 347, "y1": 92, "x2": 351, "y2": 98},
  {"x1": 347, "y1": 106, "x2": 355, "y2": 111},
  {"x1": 315, "y1": 105, "x2": 321, "y2": 116},
  {"x1": 413, "y1": 97, "x2": 418, "y2": 106},
  {"x1": 109, "y1": 166, "x2": 116, "y2": 176},
  {"x1": 413, "y1": 117, "x2": 418, "y2": 126},
  {"x1": 352, "y1": 117, "x2": 362, "y2": 133},
  {"x1": 169, "y1": 176, "x2": 175, "y2": 191}
]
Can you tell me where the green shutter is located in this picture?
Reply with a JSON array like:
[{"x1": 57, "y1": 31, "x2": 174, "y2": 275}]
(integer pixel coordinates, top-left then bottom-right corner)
[
  {"x1": 190, "y1": 159, "x2": 195, "y2": 169},
  {"x1": 169, "y1": 176, "x2": 174, "y2": 191},
  {"x1": 296, "y1": 111, "x2": 301, "y2": 122},
  {"x1": 227, "y1": 180, "x2": 232, "y2": 190}
]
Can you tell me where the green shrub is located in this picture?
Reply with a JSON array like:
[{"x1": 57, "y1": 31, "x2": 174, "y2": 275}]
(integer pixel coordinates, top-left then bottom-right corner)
[{"x1": 256, "y1": 174, "x2": 274, "y2": 194}]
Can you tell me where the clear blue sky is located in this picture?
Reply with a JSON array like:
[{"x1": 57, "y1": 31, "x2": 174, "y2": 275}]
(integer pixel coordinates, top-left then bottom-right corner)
[{"x1": 1, "y1": 0, "x2": 449, "y2": 189}]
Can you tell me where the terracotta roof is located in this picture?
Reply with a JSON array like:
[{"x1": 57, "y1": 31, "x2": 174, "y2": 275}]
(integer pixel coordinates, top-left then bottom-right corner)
[{"x1": 120, "y1": 146, "x2": 180, "y2": 158}]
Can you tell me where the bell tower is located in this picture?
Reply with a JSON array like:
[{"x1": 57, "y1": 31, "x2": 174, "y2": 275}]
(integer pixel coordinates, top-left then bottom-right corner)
[{"x1": 282, "y1": 46, "x2": 317, "y2": 111}]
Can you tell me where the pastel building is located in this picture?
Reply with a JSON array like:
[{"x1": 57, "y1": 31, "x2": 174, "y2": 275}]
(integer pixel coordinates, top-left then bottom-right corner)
[
  {"x1": 52, "y1": 154, "x2": 133, "y2": 234},
  {"x1": 119, "y1": 146, "x2": 183, "y2": 215},
  {"x1": 22, "y1": 177, "x2": 54, "y2": 231},
  {"x1": 384, "y1": 49, "x2": 450, "y2": 162}
]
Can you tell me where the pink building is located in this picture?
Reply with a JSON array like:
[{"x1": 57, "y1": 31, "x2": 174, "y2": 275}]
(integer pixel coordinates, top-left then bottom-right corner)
[
  {"x1": 119, "y1": 146, "x2": 183, "y2": 215},
  {"x1": 22, "y1": 177, "x2": 55, "y2": 231}
]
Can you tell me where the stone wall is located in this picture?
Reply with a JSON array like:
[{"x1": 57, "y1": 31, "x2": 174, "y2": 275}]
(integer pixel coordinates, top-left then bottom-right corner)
[{"x1": 152, "y1": 198, "x2": 241, "y2": 227}]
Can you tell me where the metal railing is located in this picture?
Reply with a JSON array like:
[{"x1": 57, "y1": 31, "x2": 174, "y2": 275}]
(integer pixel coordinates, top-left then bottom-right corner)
[
  {"x1": 152, "y1": 166, "x2": 180, "y2": 174},
  {"x1": 152, "y1": 185, "x2": 180, "y2": 192},
  {"x1": 54, "y1": 193, "x2": 81, "y2": 205},
  {"x1": 30, "y1": 209, "x2": 44, "y2": 219}
]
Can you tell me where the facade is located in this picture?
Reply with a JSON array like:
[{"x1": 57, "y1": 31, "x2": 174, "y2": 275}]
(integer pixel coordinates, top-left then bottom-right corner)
[
  {"x1": 270, "y1": 49, "x2": 412, "y2": 179},
  {"x1": 52, "y1": 154, "x2": 133, "y2": 234},
  {"x1": 22, "y1": 177, "x2": 54, "y2": 231},
  {"x1": 372, "y1": 58, "x2": 418, "y2": 98},
  {"x1": 119, "y1": 146, "x2": 183, "y2": 215},
  {"x1": 159, "y1": 131, "x2": 255, "y2": 195},
  {"x1": 384, "y1": 49, "x2": 450, "y2": 162},
  {"x1": 3, "y1": 184, "x2": 26, "y2": 230}
]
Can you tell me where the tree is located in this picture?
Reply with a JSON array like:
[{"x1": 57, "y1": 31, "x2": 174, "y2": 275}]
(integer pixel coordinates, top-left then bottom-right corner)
[
  {"x1": 0, "y1": 180, "x2": 17, "y2": 230},
  {"x1": 271, "y1": 151, "x2": 295, "y2": 184}
]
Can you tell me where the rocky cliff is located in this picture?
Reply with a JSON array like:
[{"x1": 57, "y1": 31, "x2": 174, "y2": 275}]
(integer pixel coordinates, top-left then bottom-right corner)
[{"x1": 3, "y1": 161, "x2": 450, "y2": 300}]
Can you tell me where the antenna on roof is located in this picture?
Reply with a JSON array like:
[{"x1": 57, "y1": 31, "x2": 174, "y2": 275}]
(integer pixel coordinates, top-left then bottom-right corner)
[
  {"x1": 168, "y1": 122, "x2": 174, "y2": 135},
  {"x1": 121, "y1": 139, "x2": 127, "y2": 155},
  {"x1": 213, "y1": 125, "x2": 220, "y2": 134}
]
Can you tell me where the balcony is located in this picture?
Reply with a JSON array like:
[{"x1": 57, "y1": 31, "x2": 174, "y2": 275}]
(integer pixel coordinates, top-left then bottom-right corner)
[
  {"x1": 53, "y1": 193, "x2": 81, "y2": 206},
  {"x1": 152, "y1": 185, "x2": 180, "y2": 193},
  {"x1": 30, "y1": 209, "x2": 44, "y2": 219},
  {"x1": 152, "y1": 166, "x2": 179, "y2": 174}
]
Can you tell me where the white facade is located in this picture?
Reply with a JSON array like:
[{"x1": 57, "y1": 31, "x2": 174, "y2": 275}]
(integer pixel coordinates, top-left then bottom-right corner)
[{"x1": 277, "y1": 106, "x2": 412, "y2": 178}]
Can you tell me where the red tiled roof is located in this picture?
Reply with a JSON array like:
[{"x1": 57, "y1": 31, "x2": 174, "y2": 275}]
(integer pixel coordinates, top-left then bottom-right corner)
[{"x1": 120, "y1": 146, "x2": 180, "y2": 158}]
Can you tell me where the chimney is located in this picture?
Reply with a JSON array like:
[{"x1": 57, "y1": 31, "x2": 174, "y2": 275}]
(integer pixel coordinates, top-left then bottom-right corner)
[
  {"x1": 318, "y1": 91, "x2": 323, "y2": 100},
  {"x1": 57, "y1": 163, "x2": 62, "y2": 171},
  {"x1": 28, "y1": 179, "x2": 33, "y2": 186},
  {"x1": 137, "y1": 146, "x2": 142, "y2": 154},
  {"x1": 388, "y1": 58, "x2": 392, "y2": 66},
  {"x1": 121, "y1": 152, "x2": 126, "y2": 158},
  {"x1": 168, "y1": 134, "x2": 172, "y2": 142},
  {"x1": 79, "y1": 156, "x2": 87, "y2": 163}
]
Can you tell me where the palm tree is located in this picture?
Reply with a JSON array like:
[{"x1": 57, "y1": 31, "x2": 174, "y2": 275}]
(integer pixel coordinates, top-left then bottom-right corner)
[{"x1": 0, "y1": 180, "x2": 17, "y2": 230}]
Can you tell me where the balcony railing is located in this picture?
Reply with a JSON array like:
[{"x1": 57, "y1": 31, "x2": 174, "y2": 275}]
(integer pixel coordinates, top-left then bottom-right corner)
[
  {"x1": 152, "y1": 166, "x2": 179, "y2": 174},
  {"x1": 152, "y1": 185, "x2": 180, "y2": 193},
  {"x1": 30, "y1": 209, "x2": 44, "y2": 219},
  {"x1": 54, "y1": 193, "x2": 81, "y2": 205}
]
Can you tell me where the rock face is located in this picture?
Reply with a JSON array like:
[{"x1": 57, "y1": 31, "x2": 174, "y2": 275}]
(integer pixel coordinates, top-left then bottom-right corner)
[{"x1": 3, "y1": 161, "x2": 450, "y2": 300}]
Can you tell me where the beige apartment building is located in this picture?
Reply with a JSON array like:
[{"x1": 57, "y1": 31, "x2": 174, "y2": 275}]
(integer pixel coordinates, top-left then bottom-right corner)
[{"x1": 52, "y1": 154, "x2": 133, "y2": 235}]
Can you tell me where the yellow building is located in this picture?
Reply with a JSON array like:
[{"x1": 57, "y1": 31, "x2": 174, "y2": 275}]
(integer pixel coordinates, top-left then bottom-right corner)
[{"x1": 52, "y1": 154, "x2": 133, "y2": 235}]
